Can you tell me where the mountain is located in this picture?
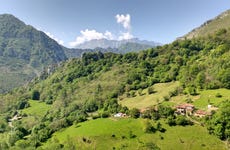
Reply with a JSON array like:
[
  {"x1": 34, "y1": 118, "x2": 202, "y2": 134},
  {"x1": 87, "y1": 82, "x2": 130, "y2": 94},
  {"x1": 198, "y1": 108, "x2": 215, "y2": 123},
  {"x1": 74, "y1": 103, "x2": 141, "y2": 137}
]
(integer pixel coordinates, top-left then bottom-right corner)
[
  {"x1": 64, "y1": 42, "x2": 156, "y2": 58},
  {"x1": 183, "y1": 9, "x2": 230, "y2": 39},
  {"x1": 74, "y1": 38, "x2": 160, "y2": 50},
  {"x1": 0, "y1": 14, "x2": 67, "y2": 93},
  {"x1": 65, "y1": 38, "x2": 161, "y2": 58},
  {"x1": 0, "y1": 14, "x2": 159, "y2": 92}
]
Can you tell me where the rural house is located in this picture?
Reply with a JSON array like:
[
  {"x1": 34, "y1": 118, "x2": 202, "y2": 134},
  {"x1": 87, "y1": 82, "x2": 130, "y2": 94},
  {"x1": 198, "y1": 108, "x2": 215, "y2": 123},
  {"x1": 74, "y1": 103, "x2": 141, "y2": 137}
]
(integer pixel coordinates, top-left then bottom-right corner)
[
  {"x1": 194, "y1": 110, "x2": 207, "y2": 118},
  {"x1": 175, "y1": 103, "x2": 194, "y2": 115},
  {"x1": 114, "y1": 112, "x2": 126, "y2": 118}
]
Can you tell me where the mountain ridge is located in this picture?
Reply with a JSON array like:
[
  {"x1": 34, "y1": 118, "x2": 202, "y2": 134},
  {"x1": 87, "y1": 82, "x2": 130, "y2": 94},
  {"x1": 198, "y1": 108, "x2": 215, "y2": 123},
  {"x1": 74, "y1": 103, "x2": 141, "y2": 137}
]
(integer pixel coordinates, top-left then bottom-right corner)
[
  {"x1": 74, "y1": 38, "x2": 160, "y2": 49},
  {"x1": 183, "y1": 9, "x2": 230, "y2": 39},
  {"x1": 0, "y1": 14, "x2": 67, "y2": 92}
]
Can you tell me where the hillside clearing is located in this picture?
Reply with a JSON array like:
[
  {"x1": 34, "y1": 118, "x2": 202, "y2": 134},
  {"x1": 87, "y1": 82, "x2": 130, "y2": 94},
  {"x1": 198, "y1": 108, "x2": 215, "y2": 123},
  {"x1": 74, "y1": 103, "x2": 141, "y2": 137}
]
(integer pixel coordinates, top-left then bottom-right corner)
[{"x1": 119, "y1": 81, "x2": 180, "y2": 109}]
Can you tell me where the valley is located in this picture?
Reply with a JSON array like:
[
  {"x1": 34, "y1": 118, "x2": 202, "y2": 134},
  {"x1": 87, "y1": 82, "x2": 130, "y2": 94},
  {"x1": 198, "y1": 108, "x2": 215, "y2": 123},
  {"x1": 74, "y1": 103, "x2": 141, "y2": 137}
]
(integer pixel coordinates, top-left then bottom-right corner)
[{"x1": 0, "y1": 7, "x2": 230, "y2": 150}]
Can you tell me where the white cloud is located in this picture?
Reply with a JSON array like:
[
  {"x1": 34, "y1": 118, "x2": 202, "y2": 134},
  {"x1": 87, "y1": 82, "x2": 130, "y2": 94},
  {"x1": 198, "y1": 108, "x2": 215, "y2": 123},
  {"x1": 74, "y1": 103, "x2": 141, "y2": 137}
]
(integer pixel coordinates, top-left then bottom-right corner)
[
  {"x1": 45, "y1": 32, "x2": 64, "y2": 45},
  {"x1": 116, "y1": 14, "x2": 133, "y2": 41},
  {"x1": 69, "y1": 14, "x2": 134, "y2": 47},
  {"x1": 69, "y1": 29, "x2": 114, "y2": 47},
  {"x1": 118, "y1": 32, "x2": 133, "y2": 40},
  {"x1": 115, "y1": 14, "x2": 131, "y2": 30}
]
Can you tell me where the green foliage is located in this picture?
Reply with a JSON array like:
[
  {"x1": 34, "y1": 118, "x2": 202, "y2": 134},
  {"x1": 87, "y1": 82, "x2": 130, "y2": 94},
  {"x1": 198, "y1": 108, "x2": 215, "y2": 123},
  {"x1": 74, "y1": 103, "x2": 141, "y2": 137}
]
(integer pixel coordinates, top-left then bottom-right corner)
[
  {"x1": 130, "y1": 108, "x2": 140, "y2": 118},
  {"x1": 31, "y1": 90, "x2": 40, "y2": 100},
  {"x1": 147, "y1": 86, "x2": 155, "y2": 94},
  {"x1": 215, "y1": 93, "x2": 222, "y2": 98},
  {"x1": 206, "y1": 100, "x2": 230, "y2": 140},
  {"x1": 0, "y1": 14, "x2": 67, "y2": 93},
  {"x1": 175, "y1": 116, "x2": 192, "y2": 126},
  {"x1": 142, "y1": 119, "x2": 156, "y2": 133}
]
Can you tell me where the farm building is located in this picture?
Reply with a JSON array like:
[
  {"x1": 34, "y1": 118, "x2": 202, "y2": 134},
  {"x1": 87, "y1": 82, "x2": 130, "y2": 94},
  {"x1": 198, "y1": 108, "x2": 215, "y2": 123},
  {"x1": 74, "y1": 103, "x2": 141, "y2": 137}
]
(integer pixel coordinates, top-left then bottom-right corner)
[{"x1": 175, "y1": 103, "x2": 194, "y2": 115}]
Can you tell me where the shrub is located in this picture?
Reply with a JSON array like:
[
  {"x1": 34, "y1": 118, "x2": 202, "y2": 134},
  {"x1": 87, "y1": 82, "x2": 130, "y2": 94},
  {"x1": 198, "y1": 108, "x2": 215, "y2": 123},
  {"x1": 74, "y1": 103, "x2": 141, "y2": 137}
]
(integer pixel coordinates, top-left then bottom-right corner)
[
  {"x1": 147, "y1": 87, "x2": 155, "y2": 94},
  {"x1": 215, "y1": 93, "x2": 222, "y2": 98},
  {"x1": 101, "y1": 111, "x2": 109, "y2": 118},
  {"x1": 31, "y1": 90, "x2": 40, "y2": 100},
  {"x1": 142, "y1": 120, "x2": 155, "y2": 133},
  {"x1": 130, "y1": 108, "x2": 140, "y2": 118}
]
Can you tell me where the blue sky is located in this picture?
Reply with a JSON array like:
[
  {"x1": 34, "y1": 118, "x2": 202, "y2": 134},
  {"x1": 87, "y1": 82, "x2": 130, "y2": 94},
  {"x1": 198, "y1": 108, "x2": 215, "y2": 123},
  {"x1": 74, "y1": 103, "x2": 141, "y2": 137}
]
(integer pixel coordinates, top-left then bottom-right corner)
[{"x1": 0, "y1": 0, "x2": 230, "y2": 47}]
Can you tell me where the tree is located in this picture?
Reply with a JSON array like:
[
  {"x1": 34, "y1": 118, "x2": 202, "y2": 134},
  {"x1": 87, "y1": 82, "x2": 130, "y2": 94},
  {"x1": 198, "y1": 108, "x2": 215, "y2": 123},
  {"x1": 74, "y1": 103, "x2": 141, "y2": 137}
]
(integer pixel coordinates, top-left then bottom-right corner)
[
  {"x1": 167, "y1": 116, "x2": 176, "y2": 126},
  {"x1": 31, "y1": 90, "x2": 40, "y2": 100},
  {"x1": 143, "y1": 120, "x2": 155, "y2": 133},
  {"x1": 206, "y1": 100, "x2": 230, "y2": 140},
  {"x1": 175, "y1": 116, "x2": 192, "y2": 126},
  {"x1": 130, "y1": 108, "x2": 140, "y2": 118}
]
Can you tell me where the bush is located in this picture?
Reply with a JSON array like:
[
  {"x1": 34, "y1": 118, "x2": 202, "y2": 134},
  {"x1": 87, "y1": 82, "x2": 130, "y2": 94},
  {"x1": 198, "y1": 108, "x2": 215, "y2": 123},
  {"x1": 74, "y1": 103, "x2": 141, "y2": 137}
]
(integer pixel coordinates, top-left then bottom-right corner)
[
  {"x1": 31, "y1": 90, "x2": 40, "y2": 100},
  {"x1": 130, "y1": 108, "x2": 140, "y2": 118},
  {"x1": 215, "y1": 93, "x2": 222, "y2": 98},
  {"x1": 167, "y1": 116, "x2": 176, "y2": 126},
  {"x1": 175, "y1": 116, "x2": 192, "y2": 126},
  {"x1": 100, "y1": 111, "x2": 109, "y2": 118},
  {"x1": 147, "y1": 87, "x2": 155, "y2": 94},
  {"x1": 142, "y1": 120, "x2": 155, "y2": 133}
]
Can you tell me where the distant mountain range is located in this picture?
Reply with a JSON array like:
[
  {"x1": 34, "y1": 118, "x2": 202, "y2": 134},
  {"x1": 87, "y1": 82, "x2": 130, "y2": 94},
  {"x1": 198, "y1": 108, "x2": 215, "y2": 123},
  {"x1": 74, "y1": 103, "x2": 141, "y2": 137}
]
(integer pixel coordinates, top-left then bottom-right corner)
[
  {"x1": 75, "y1": 38, "x2": 160, "y2": 49},
  {"x1": 65, "y1": 41, "x2": 160, "y2": 58}
]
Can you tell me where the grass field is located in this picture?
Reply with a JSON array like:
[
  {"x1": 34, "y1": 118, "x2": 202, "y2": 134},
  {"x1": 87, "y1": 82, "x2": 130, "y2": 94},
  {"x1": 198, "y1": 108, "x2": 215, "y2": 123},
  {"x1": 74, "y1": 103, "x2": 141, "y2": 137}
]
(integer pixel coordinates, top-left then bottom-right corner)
[
  {"x1": 119, "y1": 81, "x2": 180, "y2": 109},
  {"x1": 21, "y1": 100, "x2": 51, "y2": 117},
  {"x1": 44, "y1": 118, "x2": 226, "y2": 150},
  {"x1": 119, "y1": 80, "x2": 230, "y2": 111},
  {"x1": 168, "y1": 88, "x2": 230, "y2": 110}
]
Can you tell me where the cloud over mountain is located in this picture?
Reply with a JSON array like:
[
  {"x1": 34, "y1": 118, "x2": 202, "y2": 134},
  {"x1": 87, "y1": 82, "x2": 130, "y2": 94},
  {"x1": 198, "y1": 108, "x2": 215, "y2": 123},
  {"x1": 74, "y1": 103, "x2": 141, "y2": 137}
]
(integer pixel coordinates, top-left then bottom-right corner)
[
  {"x1": 69, "y1": 29, "x2": 114, "y2": 47},
  {"x1": 69, "y1": 14, "x2": 133, "y2": 47}
]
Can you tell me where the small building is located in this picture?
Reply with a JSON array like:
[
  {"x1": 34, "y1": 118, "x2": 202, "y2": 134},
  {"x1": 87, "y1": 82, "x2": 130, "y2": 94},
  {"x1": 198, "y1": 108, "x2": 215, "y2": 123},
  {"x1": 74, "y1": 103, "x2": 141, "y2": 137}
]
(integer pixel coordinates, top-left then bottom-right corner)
[
  {"x1": 194, "y1": 110, "x2": 207, "y2": 118},
  {"x1": 114, "y1": 113, "x2": 126, "y2": 118},
  {"x1": 175, "y1": 103, "x2": 195, "y2": 115}
]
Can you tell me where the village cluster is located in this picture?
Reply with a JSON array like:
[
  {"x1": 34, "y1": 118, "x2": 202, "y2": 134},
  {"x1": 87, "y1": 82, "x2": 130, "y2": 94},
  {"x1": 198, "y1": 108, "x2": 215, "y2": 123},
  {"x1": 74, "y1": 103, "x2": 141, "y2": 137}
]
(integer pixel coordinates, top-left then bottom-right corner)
[{"x1": 114, "y1": 103, "x2": 218, "y2": 118}]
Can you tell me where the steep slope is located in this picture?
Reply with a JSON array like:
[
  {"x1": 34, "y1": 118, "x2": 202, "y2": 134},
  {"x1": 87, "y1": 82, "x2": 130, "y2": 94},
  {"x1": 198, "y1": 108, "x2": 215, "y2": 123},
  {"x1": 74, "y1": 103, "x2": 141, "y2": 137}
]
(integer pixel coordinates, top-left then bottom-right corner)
[
  {"x1": 0, "y1": 14, "x2": 67, "y2": 92},
  {"x1": 184, "y1": 9, "x2": 230, "y2": 39}
]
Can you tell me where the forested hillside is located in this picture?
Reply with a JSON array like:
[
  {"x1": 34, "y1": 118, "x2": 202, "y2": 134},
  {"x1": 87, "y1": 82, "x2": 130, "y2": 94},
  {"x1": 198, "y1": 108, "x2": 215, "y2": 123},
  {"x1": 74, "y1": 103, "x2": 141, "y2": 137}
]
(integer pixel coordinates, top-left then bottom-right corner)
[
  {"x1": 0, "y1": 26, "x2": 230, "y2": 149},
  {"x1": 0, "y1": 14, "x2": 67, "y2": 93}
]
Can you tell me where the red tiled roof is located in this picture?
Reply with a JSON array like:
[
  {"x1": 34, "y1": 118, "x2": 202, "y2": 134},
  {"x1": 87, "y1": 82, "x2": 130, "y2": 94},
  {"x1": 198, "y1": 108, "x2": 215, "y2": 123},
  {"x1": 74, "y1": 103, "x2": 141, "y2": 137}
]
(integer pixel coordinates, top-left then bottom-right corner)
[
  {"x1": 195, "y1": 110, "x2": 207, "y2": 115},
  {"x1": 176, "y1": 103, "x2": 194, "y2": 109}
]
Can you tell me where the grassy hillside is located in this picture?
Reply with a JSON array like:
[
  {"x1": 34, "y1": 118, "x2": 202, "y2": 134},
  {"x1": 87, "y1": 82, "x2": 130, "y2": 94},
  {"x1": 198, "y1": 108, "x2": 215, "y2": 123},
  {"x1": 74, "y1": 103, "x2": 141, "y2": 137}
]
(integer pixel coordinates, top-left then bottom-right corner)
[
  {"x1": 43, "y1": 118, "x2": 226, "y2": 150},
  {"x1": 120, "y1": 81, "x2": 230, "y2": 110},
  {"x1": 21, "y1": 100, "x2": 51, "y2": 117},
  {"x1": 120, "y1": 82, "x2": 180, "y2": 109}
]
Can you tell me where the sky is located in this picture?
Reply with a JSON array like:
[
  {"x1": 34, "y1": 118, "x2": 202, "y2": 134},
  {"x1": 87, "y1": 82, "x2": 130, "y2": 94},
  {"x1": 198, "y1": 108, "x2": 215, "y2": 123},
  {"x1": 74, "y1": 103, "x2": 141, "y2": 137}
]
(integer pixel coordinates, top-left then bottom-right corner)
[{"x1": 0, "y1": 0, "x2": 230, "y2": 48}]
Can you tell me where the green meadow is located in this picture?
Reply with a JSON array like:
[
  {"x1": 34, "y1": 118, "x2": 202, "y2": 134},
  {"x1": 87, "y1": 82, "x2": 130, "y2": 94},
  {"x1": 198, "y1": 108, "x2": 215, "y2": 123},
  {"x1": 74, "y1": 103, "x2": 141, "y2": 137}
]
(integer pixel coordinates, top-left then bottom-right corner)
[
  {"x1": 21, "y1": 100, "x2": 51, "y2": 117},
  {"x1": 120, "y1": 81, "x2": 180, "y2": 109},
  {"x1": 44, "y1": 118, "x2": 226, "y2": 150},
  {"x1": 119, "y1": 80, "x2": 230, "y2": 111}
]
